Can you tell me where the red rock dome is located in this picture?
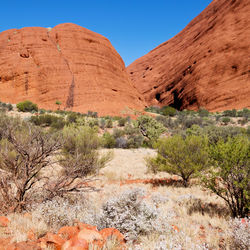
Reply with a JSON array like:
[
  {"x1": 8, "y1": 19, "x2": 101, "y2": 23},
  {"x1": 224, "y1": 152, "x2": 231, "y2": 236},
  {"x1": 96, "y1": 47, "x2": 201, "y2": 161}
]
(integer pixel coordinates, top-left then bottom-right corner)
[
  {"x1": 127, "y1": 0, "x2": 250, "y2": 111},
  {"x1": 0, "y1": 23, "x2": 146, "y2": 115}
]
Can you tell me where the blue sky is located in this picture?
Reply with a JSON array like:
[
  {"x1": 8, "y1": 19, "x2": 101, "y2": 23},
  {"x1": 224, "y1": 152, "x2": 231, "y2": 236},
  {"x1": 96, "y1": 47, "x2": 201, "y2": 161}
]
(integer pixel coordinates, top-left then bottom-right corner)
[{"x1": 1, "y1": 0, "x2": 212, "y2": 66}]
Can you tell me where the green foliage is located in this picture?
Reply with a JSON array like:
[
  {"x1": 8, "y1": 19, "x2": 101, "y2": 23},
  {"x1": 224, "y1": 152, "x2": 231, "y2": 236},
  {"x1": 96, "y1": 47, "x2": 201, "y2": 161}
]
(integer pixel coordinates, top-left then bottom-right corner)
[
  {"x1": 155, "y1": 116, "x2": 175, "y2": 129},
  {"x1": 118, "y1": 117, "x2": 127, "y2": 127},
  {"x1": 185, "y1": 125, "x2": 245, "y2": 144},
  {"x1": 66, "y1": 112, "x2": 78, "y2": 123},
  {"x1": 39, "y1": 109, "x2": 46, "y2": 114},
  {"x1": 202, "y1": 135, "x2": 250, "y2": 217},
  {"x1": 135, "y1": 115, "x2": 165, "y2": 146},
  {"x1": 17, "y1": 100, "x2": 38, "y2": 112},
  {"x1": 161, "y1": 106, "x2": 177, "y2": 117},
  {"x1": 105, "y1": 119, "x2": 113, "y2": 128},
  {"x1": 147, "y1": 135, "x2": 209, "y2": 186},
  {"x1": 144, "y1": 106, "x2": 161, "y2": 114},
  {"x1": 237, "y1": 108, "x2": 250, "y2": 119},
  {"x1": 223, "y1": 109, "x2": 237, "y2": 117},
  {"x1": 55, "y1": 100, "x2": 61, "y2": 105},
  {"x1": 87, "y1": 110, "x2": 98, "y2": 118},
  {"x1": 221, "y1": 117, "x2": 231, "y2": 125},
  {"x1": 30, "y1": 114, "x2": 66, "y2": 129},
  {"x1": 198, "y1": 108, "x2": 209, "y2": 117},
  {"x1": 102, "y1": 132, "x2": 116, "y2": 148},
  {"x1": 61, "y1": 125, "x2": 111, "y2": 181}
]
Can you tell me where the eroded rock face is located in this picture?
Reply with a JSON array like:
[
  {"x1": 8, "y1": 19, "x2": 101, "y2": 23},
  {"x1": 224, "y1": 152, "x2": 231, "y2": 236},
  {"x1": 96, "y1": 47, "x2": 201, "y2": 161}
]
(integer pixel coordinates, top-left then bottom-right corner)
[
  {"x1": 0, "y1": 23, "x2": 145, "y2": 115},
  {"x1": 127, "y1": 0, "x2": 250, "y2": 111}
]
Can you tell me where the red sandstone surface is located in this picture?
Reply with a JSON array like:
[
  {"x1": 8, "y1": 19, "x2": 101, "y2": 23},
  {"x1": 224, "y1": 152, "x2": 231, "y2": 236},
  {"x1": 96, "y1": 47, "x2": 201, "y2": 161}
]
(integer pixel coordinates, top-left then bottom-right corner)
[
  {"x1": 0, "y1": 23, "x2": 145, "y2": 116},
  {"x1": 0, "y1": 219, "x2": 125, "y2": 249},
  {"x1": 127, "y1": 0, "x2": 250, "y2": 111}
]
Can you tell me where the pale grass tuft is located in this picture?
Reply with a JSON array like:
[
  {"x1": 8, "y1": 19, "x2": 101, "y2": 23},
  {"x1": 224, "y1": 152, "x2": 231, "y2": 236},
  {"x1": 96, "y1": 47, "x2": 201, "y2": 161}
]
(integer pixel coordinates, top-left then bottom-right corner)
[{"x1": 7, "y1": 213, "x2": 48, "y2": 243}]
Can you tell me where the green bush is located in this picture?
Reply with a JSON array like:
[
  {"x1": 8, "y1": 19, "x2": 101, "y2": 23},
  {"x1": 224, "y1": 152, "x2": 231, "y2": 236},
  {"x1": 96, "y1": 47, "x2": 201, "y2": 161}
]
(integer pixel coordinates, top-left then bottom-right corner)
[
  {"x1": 118, "y1": 117, "x2": 127, "y2": 127},
  {"x1": 135, "y1": 115, "x2": 165, "y2": 147},
  {"x1": 17, "y1": 100, "x2": 38, "y2": 112},
  {"x1": 105, "y1": 119, "x2": 113, "y2": 128},
  {"x1": 6, "y1": 103, "x2": 13, "y2": 111},
  {"x1": 237, "y1": 108, "x2": 250, "y2": 119},
  {"x1": 221, "y1": 117, "x2": 231, "y2": 125},
  {"x1": 202, "y1": 135, "x2": 250, "y2": 217},
  {"x1": 30, "y1": 114, "x2": 65, "y2": 129},
  {"x1": 161, "y1": 106, "x2": 177, "y2": 117},
  {"x1": 102, "y1": 132, "x2": 116, "y2": 148},
  {"x1": 155, "y1": 116, "x2": 175, "y2": 129},
  {"x1": 67, "y1": 112, "x2": 78, "y2": 123},
  {"x1": 198, "y1": 108, "x2": 209, "y2": 117},
  {"x1": 147, "y1": 135, "x2": 209, "y2": 186},
  {"x1": 223, "y1": 109, "x2": 237, "y2": 117},
  {"x1": 144, "y1": 106, "x2": 161, "y2": 114}
]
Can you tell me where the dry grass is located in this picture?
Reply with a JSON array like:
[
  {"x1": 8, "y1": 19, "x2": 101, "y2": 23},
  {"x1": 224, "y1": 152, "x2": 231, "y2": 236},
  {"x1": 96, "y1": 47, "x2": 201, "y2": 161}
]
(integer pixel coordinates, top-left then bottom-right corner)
[{"x1": 0, "y1": 148, "x2": 238, "y2": 249}]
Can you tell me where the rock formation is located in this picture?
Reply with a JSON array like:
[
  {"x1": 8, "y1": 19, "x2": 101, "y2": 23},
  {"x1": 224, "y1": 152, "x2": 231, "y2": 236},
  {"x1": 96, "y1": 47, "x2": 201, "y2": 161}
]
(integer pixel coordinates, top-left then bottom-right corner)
[
  {"x1": 127, "y1": 0, "x2": 250, "y2": 111},
  {"x1": 0, "y1": 23, "x2": 145, "y2": 115}
]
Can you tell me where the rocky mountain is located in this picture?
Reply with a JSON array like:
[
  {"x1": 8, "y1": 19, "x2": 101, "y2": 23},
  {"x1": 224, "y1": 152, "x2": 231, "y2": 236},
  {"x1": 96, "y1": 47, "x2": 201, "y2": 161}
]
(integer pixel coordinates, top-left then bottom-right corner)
[
  {"x1": 127, "y1": 0, "x2": 250, "y2": 111},
  {"x1": 0, "y1": 23, "x2": 145, "y2": 115}
]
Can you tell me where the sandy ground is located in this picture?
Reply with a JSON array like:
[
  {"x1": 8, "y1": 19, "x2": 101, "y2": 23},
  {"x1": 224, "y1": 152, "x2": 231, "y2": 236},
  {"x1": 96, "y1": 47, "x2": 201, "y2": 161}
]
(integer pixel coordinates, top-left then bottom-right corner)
[{"x1": 99, "y1": 148, "x2": 172, "y2": 180}]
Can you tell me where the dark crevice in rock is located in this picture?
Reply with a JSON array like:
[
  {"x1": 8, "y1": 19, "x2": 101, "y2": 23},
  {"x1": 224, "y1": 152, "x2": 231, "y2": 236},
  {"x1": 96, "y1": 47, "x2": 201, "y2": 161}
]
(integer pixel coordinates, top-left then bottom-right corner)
[
  {"x1": 47, "y1": 31, "x2": 75, "y2": 109},
  {"x1": 155, "y1": 93, "x2": 161, "y2": 101},
  {"x1": 169, "y1": 90, "x2": 183, "y2": 110},
  {"x1": 24, "y1": 72, "x2": 28, "y2": 94}
]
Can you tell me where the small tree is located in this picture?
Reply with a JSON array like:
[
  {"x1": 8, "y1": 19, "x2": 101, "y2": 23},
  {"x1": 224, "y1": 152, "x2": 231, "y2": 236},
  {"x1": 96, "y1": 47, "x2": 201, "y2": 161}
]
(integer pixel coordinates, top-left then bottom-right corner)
[
  {"x1": 135, "y1": 115, "x2": 165, "y2": 147},
  {"x1": 202, "y1": 135, "x2": 250, "y2": 217},
  {"x1": 147, "y1": 135, "x2": 209, "y2": 186},
  {"x1": 161, "y1": 106, "x2": 177, "y2": 117},
  {"x1": 0, "y1": 120, "x2": 61, "y2": 212},
  {"x1": 55, "y1": 100, "x2": 62, "y2": 110},
  {"x1": 46, "y1": 125, "x2": 112, "y2": 198}
]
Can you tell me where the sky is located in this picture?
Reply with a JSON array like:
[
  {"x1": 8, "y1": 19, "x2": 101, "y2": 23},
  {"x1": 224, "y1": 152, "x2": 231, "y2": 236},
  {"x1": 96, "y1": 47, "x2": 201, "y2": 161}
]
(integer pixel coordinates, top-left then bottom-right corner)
[{"x1": 0, "y1": 0, "x2": 212, "y2": 66}]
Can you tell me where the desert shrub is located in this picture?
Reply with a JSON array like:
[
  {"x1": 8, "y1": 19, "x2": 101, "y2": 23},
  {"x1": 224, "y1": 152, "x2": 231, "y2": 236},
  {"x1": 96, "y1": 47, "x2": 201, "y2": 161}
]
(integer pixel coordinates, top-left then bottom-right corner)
[
  {"x1": 202, "y1": 135, "x2": 250, "y2": 217},
  {"x1": 16, "y1": 100, "x2": 38, "y2": 112},
  {"x1": 115, "y1": 137, "x2": 128, "y2": 148},
  {"x1": 118, "y1": 117, "x2": 127, "y2": 127},
  {"x1": 229, "y1": 217, "x2": 250, "y2": 249},
  {"x1": 102, "y1": 132, "x2": 116, "y2": 148},
  {"x1": 87, "y1": 110, "x2": 98, "y2": 118},
  {"x1": 39, "y1": 109, "x2": 46, "y2": 114},
  {"x1": 112, "y1": 128, "x2": 125, "y2": 139},
  {"x1": 30, "y1": 197, "x2": 86, "y2": 231},
  {"x1": 221, "y1": 117, "x2": 231, "y2": 125},
  {"x1": 192, "y1": 125, "x2": 244, "y2": 144},
  {"x1": 124, "y1": 124, "x2": 145, "y2": 148},
  {"x1": 86, "y1": 118, "x2": 99, "y2": 128},
  {"x1": 99, "y1": 118, "x2": 106, "y2": 129},
  {"x1": 46, "y1": 125, "x2": 111, "y2": 198},
  {"x1": 105, "y1": 119, "x2": 113, "y2": 128},
  {"x1": 0, "y1": 119, "x2": 61, "y2": 213},
  {"x1": 135, "y1": 115, "x2": 165, "y2": 147},
  {"x1": 66, "y1": 112, "x2": 78, "y2": 123},
  {"x1": 144, "y1": 106, "x2": 161, "y2": 114},
  {"x1": 198, "y1": 108, "x2": 209, "y2": 117},
  {"x1": 6, "y1": 103, "x2": 13, "y2": 111},
  {"x1": 183, "y1": 116, "x2": 203, "y2": 129},
  {"x1": 237, "y1": 108, "x2": 250, "y2": 119},
  {"x1": 155, "y1": 116, "x2": 175, "y2": 129},
  {"x1": 147, "y1": 135, "x2": 209, "y2": 186},
  {"x1": 238, "y1": 117, "x2": 249, "y2": 126},
  {"x1": 30, "y1": 114, "x2": 66, "y2": 129},
  {"x1": 223, "y1": 109, "x2": 237, "y2": 117},
  {"x1": 97, "y1": 188, "x2": 170, "y2": 241},
  {"x1": 161, "y1": 106, "x2": 177, "y2": 117}
]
